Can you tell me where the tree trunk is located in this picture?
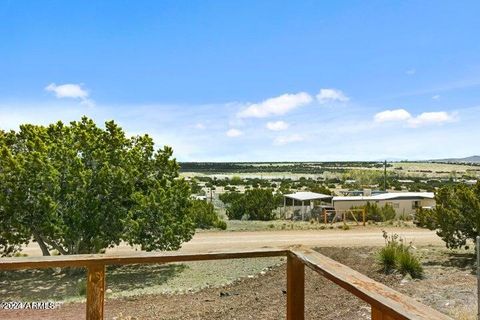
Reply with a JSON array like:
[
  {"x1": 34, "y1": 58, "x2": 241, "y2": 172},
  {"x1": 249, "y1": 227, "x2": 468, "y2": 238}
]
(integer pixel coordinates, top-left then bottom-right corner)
[
  {"x1": 32, "y1": 232, "x2": 51, "y2": 256},
  {"x1": 43, "y1": 238, "x2": 68, "y2": 255}
]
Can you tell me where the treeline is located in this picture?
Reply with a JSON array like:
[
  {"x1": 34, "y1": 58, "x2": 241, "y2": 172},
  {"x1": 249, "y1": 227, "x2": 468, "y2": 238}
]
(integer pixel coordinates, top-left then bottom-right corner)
[{"x1": 180, "y1": 161, "x2": 391, "y2": 174}]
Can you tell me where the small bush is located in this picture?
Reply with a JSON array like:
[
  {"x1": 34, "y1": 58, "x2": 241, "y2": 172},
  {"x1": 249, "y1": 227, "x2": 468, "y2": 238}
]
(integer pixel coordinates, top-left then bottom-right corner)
[
  {"x1": 377, "y1": 231, "x2": 423, "y2": 278},
  {"x1": 380, "y1": 205, "x2": 396, "y2": 221},
  {"x1": 396, "y1": 248, "x2": 423, "y2": 278},
  {"x1": 13, "y1": 252, "x2": 28, "y2": 257},
  {"x1": 378, "y1": 244, "x2": 397, "y2": 273},
  {"x1": 216, "y1": 220, "x2": 227, "y2": 230},
  {"x1": 354, "y1": 203, "x2": 396, "y2": 222},
  {"x1": 77, "y1": 279, "x2": 87, "y2": 296}
]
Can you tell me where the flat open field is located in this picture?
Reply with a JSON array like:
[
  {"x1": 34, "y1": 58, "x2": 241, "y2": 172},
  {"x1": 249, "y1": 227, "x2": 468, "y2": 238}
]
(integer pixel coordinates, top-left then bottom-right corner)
[{"x1": 1, "y1": 246, "x2": 475, "y2": 320}]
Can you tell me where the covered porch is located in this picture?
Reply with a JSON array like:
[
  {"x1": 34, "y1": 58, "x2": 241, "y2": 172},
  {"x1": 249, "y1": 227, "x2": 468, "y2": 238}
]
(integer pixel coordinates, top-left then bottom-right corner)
[{"x1": 283, "y1": 192, "x2": 333, "y2": 220}]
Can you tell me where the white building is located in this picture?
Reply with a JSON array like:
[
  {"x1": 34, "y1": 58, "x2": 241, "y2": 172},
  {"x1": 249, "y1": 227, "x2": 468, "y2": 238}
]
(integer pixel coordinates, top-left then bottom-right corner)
[{"x1": 332, "y1": 192, "x2": 435, "y2": 218}]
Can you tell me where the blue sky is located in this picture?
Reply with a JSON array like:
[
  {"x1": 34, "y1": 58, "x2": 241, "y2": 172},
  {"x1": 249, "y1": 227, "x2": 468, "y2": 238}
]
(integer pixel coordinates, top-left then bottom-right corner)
[{"x1": 1, "y1": 1, "x2": 479, "y2": 161}]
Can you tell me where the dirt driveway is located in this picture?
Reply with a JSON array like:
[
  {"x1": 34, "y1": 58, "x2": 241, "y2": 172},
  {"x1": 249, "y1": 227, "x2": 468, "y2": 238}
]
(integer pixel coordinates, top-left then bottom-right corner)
[{"x1": 21, "y1": 226, "x2": 444, "y2": 256}]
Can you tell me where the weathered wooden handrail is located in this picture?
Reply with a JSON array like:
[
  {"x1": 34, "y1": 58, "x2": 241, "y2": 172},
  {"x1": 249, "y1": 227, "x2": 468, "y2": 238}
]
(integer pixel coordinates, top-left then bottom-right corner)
[{"x1": 0, "y1": 247, "x2": 452, "y2": 320}]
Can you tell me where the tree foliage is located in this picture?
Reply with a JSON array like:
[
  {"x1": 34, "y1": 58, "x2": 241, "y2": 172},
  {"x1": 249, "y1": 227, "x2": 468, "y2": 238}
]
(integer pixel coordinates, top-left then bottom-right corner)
[
  {"x1": 415, "y1": 183, "x2": 480, "y2": 249},
  {"x1": 0, "y1": 117, "x2": 195, "y2": 256},
  {"x1": 190, "y1": 200, "x2": 226, "y2": 230},
  {"x1": 220, "y1": 188, "x2": 279, "y2": 221}
]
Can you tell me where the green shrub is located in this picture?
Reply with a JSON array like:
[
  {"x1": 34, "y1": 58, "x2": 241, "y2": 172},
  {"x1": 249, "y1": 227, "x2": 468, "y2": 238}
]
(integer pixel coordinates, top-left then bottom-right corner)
[
  {"x1": 353, "y1": 203, "x2": 396, "y2": 222},
  {"x1": 377, "y1": 231, "x2": 423, "y2": 278},
  {"x1": 77, "y1": 279, "x2": 87, "y2": 296},
  {"x1": 378, "y1": 244, "x2": 397, "y2": 273},
  {"x1": 380, "y1": 204, "x2": 396, "y2": 221},
  {"x1": 396, "y1": 248, "x2": 423, "y2": 278},
  {"x1": 216, "y1": 220, "x2": 227, "y2": 230}
]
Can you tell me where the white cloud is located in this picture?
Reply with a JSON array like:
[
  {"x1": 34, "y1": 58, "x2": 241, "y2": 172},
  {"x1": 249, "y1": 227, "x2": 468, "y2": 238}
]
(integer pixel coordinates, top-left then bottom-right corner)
[
  {"x1": 432, "y1": 95, "x2": 440, "y2": 100},
  {"x1": 316, "y1": 88, "x2": 349, "y2": 104},
  {"x1": 194, "y1": 123, "x2": 206, "y2": 129},
  {"x1": 374, "y1": 108, "x2": 456, "y2": 127},
  {"x1": 45, "y1": 83, "x2": 88, "y2": 99},
  {"x1": 273, "y1": 134, "x2": 304, "y2": 145},
  {"x1": 237, "y1": 92, "x2": 312, "y2": 118},
  {"x1": 407, "y1": 111, "x2": 455, "y2": 127},
  {"x1": 374, "y1": 109, "x2": 412, "y2": 123},
  {"x1": 406, "y1": 68, "x2": 416, "y2": 75},
  {"x1": 45, "y1": 83, "x2": 94, "y2": 107},
  {"x1": 226, "y1": 128, "x2": 243, "y2": 137},
  {"x1": 266, "y1": 121, "x2": 289, "y2": 131}
]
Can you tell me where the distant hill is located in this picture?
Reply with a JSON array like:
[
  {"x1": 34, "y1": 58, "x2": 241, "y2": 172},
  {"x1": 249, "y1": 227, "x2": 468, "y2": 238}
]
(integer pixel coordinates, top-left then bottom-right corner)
[{"x1": 430, "y1": 155, "x2": 480, "y2": 164}]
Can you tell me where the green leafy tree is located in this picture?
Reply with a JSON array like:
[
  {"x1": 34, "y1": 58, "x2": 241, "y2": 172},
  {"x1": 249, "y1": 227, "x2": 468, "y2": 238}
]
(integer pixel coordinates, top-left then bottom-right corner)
[
  {"x1": 221, "y1": 189, "x2": 277, "y2": 221},
  {"x1": 415, "y1": 183, "x2": 480, "y2": 249},
  {"x1": 190, "y1": 200, "x2": 226, "y2": 230},
  {"x1": 0, "y1": 117, "x2": 195, "y2": 256}
]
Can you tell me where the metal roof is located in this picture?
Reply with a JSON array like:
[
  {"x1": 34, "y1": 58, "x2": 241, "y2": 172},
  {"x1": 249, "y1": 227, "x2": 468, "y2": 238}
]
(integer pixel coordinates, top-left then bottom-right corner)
[
  {"x1": 332, "y1": 192, "x2": 434, "y2": 202},
  {"x1": 284, "y1": 191, "x2": 333, "y2": 201}
]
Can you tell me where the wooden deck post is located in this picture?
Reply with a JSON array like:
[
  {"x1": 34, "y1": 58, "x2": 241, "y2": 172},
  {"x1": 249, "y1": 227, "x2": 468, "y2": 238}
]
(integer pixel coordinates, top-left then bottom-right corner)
[
  {"x1": 86, "y1": 264, "x2": 106, "y2": 320},
  {"x1": 371, "y1": 306, "x2": 396, "y2": 319},
  {"x1": 287, "y1": 254, "x2": 304, "y2": 320}
]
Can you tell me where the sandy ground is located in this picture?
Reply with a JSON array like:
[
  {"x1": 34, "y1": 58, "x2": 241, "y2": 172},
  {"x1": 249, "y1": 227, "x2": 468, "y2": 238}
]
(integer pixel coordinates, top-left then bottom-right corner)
[{"x1": 19, "y1": 227, "x2": 444, "y2": 256}]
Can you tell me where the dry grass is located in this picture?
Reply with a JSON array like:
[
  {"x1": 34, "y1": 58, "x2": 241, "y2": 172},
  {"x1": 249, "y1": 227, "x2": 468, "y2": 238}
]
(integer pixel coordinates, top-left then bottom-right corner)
[{"x1": 450, "y1": 305, "x2": 477, "y2": 320}]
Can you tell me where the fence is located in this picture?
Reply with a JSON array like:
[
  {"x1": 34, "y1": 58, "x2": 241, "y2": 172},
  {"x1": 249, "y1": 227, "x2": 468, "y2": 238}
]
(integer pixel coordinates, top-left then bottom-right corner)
[
  {"x1": 0, "y1": 247, "x2": 452, "y2": 320},
  {"x1": 324, "y1": 208, "x2": 366, "y2": 226}
]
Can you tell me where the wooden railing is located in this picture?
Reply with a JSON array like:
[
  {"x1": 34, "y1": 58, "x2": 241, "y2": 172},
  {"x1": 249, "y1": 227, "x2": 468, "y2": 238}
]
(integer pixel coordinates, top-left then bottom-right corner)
[{"x1": 0, "y1": 247, "x2": 452, "y2": 320}]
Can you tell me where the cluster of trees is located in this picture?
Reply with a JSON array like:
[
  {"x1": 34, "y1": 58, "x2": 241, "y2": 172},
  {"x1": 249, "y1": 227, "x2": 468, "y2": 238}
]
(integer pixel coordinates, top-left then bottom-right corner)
[
  {"x1": 191, "y1": 175, "x2": 334, "y2": 195},
  {"x1": 415, "y1": 183, "x2": 480, "y2": 249},
  {"x1": 219, "y1": 189, "x2": 282, "y2": 220},
  {"x1": 0, "y1": 118, "x2": 202, "y2": 256}
]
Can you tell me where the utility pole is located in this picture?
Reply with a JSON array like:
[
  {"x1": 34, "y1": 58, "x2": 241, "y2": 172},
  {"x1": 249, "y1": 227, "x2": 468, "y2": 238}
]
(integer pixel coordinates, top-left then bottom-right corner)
[{"x1": 384, "y1": 160, "x2": 387, "y2": 191}]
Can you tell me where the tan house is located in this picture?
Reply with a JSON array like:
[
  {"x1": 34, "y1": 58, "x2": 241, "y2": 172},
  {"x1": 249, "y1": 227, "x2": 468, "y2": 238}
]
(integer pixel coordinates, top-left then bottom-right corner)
[{"x1": 332, "y1": 192, "x2": 435, "y2": 218}]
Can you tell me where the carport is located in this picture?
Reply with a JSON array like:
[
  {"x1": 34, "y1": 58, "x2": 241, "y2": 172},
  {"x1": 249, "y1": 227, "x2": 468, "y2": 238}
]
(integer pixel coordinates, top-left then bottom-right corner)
[{"x1": 283, "y1": 192, "x2": 333, "y2": 220}]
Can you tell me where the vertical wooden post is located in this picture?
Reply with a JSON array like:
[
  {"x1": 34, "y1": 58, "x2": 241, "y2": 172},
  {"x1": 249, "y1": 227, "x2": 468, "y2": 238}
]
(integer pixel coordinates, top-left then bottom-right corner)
[
  {"x1": 287, "y1": 255, "x2": 304, "y2": 320},
  {"x1": 363, "y1": 208, "x2": 366, "y2": 226},
  {"x1": 371, "y1": 306, "x2": 383, "y2": 319},
  {"x1": 86, "y1": 264, "x2": 105, "y2": 320},
  {"x1": 372, "y1": 306, "x2": 396, "y2": 320},
  {"x1": 323, "y1": 208, "x2": 327, "y2": 225}
]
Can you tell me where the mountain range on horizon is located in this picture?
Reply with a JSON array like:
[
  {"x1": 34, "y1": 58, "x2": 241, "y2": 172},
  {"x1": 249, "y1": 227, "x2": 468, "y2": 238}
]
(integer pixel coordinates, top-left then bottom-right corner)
[{"x1": 428, "y1": 155, "x2": 480, "y2": 164}]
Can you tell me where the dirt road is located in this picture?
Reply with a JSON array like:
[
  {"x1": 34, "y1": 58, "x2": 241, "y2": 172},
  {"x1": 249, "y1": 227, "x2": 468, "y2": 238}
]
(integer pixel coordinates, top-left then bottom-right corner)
[{"x1": 21, "y1": 227, "x2": 444, "y2": 256}]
